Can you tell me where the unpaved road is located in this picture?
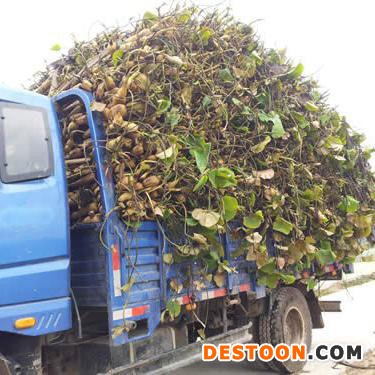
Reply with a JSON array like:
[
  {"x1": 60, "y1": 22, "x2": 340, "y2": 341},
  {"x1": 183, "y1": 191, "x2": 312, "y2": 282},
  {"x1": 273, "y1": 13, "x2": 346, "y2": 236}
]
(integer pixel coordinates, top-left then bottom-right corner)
[
  {"x1": 172, "y1": 280, "x2": 375, "y2": 374},
  {"x1": 345, "y1": 349, "x2": 375, "y2": 374}
]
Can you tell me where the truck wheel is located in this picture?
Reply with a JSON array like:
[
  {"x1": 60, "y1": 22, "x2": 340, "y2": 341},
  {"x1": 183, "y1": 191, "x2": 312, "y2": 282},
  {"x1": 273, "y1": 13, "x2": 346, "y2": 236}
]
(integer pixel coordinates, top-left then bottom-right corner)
[{"x1": 258, "y1": 286, "x2": 312, "y2": 373}]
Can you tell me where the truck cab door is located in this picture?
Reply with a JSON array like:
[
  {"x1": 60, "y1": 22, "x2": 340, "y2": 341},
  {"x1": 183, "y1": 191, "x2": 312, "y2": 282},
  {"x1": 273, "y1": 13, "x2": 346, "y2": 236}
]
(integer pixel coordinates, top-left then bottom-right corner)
[{"x1": 0, "y1": 86, "x2": 71, "y2": 336}]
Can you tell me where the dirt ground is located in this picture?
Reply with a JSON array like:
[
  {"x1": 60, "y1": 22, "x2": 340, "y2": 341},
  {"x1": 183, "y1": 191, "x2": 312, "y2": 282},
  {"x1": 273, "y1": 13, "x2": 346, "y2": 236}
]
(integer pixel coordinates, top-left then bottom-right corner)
[{"x1": 345, "y1": 349, "x2": 375, "y2": 374}]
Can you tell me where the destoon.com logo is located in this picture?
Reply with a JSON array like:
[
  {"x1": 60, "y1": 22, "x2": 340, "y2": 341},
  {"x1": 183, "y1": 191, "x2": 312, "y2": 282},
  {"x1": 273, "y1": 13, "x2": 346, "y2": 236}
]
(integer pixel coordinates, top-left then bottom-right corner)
[{"x1": 202, "y1": 343, "x2": 362, "y2": 362}]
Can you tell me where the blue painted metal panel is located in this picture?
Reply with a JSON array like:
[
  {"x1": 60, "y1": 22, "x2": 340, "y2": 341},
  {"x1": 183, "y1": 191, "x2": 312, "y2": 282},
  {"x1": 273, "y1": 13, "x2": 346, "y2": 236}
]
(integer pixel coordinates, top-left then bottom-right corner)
[
  {"x1": 0, "y1": 258, "x2": 70, "y2": 305},
  {"x1": 111, "y1": 221, "x2": 163, "y2": 345},
  {"x1": 162, "y1": 225, "x2": 255, "y2": 308},
  {"x1": 224, "y1": 223, "x2": 256, "y2": 292},
  {"x1": 0, "y1": 85, "x2": 71, "y2": 336},
  {"x1": 0, "y1": 85, "x2": 70, "y2": 266},
  {"x1": 0, "y1": 297, "x2": 71, "y2": 336}
]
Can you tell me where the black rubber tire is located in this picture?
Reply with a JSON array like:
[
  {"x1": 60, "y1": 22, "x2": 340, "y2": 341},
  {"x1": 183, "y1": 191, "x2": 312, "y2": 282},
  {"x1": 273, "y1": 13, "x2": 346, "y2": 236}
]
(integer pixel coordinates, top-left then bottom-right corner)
[
  {"x1": 247, "y1": 318, "x2": 272, "y2": 371},
  {"x1": 258, "y1": 286, "x2": 312, "y2": 373},
  {"x1": 258, "y1": 313, "x2": 280, "y2": 372}
]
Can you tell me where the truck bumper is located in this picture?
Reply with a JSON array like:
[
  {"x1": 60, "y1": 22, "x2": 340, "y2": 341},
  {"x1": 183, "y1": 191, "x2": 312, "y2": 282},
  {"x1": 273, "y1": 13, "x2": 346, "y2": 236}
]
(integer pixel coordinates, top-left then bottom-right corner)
[{"x1": 0, "y1": 297, "x2": 71, "y2": 336}]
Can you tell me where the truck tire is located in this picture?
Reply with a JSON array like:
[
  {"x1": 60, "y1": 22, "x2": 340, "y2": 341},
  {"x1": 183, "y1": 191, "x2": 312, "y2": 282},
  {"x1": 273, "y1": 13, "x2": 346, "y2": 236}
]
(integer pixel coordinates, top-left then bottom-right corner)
[
  {"x1": 247, "y1": 318, "x2": 271, "y2": 371},
  {"x1": 258, "y1": 286, "x2": 312, "y2": 373},
  {"x1": 258, "y1": 313, "x2": 280, "y2": 372}
]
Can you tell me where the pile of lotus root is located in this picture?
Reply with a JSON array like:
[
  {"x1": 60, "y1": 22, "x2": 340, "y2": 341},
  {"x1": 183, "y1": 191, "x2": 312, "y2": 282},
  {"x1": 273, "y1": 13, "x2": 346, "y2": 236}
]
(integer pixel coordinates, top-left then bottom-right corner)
[{"x1": 32, "y1": 6, "x2": 374, "y2": 286}]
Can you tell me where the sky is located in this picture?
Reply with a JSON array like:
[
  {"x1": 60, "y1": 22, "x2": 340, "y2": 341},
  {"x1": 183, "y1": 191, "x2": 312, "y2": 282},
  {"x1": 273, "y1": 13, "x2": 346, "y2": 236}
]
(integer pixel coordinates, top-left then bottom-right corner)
[{"x1": 0, "y1": 0, "x2": 374, "y2": 166}]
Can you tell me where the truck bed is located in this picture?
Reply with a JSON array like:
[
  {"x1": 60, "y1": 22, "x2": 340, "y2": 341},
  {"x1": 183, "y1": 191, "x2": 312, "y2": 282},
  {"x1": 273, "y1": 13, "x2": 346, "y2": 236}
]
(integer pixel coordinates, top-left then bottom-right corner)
[{"x1": 70, "y1": 220, "x2": 263, "y2": 346}]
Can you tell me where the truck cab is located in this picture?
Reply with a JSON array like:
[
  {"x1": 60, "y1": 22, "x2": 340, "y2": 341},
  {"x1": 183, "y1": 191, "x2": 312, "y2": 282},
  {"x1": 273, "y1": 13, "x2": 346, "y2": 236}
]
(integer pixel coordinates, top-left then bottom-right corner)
[{"x1": 0, "y1": 86, "x2": 71, "y2": 372}]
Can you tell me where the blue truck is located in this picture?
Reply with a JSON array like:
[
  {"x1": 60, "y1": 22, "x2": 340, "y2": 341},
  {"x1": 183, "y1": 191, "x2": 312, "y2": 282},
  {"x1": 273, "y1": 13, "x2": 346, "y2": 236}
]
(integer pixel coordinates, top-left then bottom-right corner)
[{"x1": 0, "y1": 85, "x2": 345, "y2": 374}]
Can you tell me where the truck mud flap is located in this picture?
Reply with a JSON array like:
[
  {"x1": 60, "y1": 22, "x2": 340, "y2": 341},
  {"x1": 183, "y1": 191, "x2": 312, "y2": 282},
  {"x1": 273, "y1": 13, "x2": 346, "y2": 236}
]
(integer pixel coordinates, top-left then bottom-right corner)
[{"x1": 319, "y1": 300, "x2": 342, "y2": 312}]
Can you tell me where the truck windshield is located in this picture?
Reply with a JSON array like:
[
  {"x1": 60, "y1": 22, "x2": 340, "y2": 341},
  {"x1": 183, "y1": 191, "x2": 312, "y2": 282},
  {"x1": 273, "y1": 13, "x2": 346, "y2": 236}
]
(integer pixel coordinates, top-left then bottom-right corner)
[{"x1": 0, "y1": 102, "x2": 53, "y2": 183}]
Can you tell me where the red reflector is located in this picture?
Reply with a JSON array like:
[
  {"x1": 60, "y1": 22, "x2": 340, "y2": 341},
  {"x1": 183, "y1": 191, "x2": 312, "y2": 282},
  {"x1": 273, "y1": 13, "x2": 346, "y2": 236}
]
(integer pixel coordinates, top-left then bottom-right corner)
[{"x1": 132, "y1": 306, "x2": 148, "y2": 317}]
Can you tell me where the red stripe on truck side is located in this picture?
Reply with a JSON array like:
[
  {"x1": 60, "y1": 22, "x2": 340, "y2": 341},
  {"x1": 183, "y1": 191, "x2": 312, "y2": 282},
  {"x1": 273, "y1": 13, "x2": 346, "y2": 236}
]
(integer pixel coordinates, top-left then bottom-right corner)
[
  {"x1": 239, "y1": 283, "x2": 250, "y2": 292},
  {"x1": 132, "y1": 305, "x2": 149, "y2": 317},
  {"x1": 213, "y1": 288, "x2": 227, "y2": 298},
  {"x1": 175, "y1": 283, "x2": 252, "y2": 306},
  {"x1": 112, "y1": 244, "x2": 120, "y2": 270}
]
